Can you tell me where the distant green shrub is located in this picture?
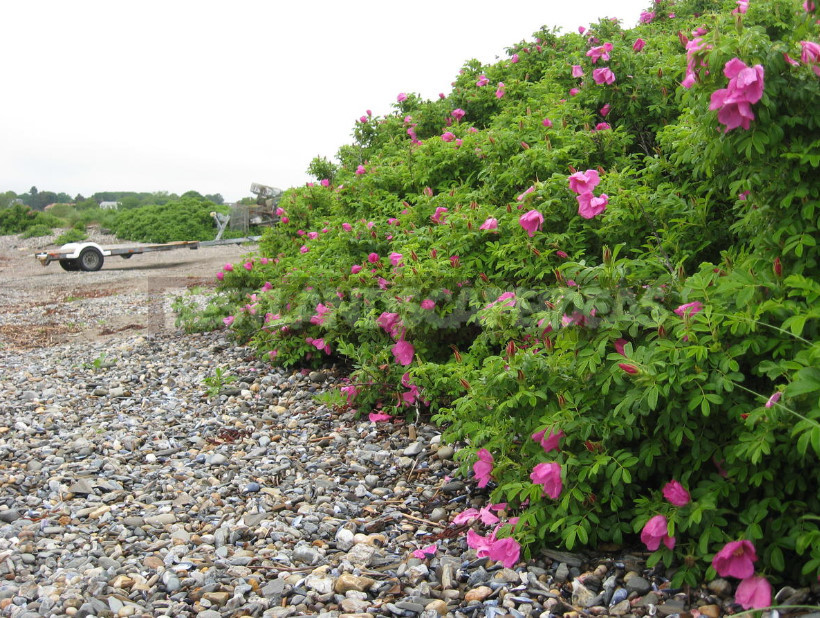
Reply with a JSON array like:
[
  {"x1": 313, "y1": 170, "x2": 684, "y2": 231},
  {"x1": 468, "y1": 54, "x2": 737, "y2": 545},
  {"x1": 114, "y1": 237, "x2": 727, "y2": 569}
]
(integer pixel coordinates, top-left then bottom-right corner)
[
  {"x1": 113, "y1": 196, "x2": 227, "y2": 243},
  {"x1": 21, "y1": 224, "x2": 54, "y2": 238},
  {"x1": 55, "y1": 228, "x2": 88, "y2": 244}
]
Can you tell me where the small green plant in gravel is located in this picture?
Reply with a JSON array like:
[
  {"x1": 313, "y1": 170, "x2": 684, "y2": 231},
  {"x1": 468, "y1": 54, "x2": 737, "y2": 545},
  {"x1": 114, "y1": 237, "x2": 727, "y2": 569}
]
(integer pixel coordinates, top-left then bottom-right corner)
[{"x1": 203, "y1": 367, "x2": 237, "y2": 399}]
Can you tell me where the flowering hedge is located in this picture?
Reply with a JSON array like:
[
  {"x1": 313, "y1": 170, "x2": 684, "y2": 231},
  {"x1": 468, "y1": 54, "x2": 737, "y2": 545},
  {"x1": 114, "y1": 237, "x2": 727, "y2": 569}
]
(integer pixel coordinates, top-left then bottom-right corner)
[{"x1": 195, "y1": 0, "x2": 819, "y2": 606}]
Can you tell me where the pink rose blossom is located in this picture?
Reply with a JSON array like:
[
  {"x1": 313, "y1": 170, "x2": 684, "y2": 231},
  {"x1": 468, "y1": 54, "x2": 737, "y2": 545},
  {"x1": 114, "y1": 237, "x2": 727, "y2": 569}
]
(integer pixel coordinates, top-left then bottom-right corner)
[
  {"x1": 351, "y1": 264, "x2": 362, "y2": 274},
  {"x1": 569, "y1": 87, "x2": 580, "y2": 96},
  {"x1": 392, "y1": 339, "x2": 415, "y2": 366},
  {"x1": 412, "y1": 544, "x2": 438, "y2": 560},
  {"x1": 397, "y1": 92, "x2": 407, "y2": 102},
  {"x1": 641, "y1": 515, "x2": 675, "y2": 550},
  {"x1": 633, "y1": 38, "x2": 646, "y2": 51},
  {"x1": 480, "y1": 217, "x2": 498, "y2": 230},
  {"x1": 674, "y1": 301, "x2": 704, "y2": 317},
  {"x1": 369, "y1": 411, "x2": 392, "y2": 422},
  {"x1": 517, "y1": 185, "x2": 535, "y2": 201},
  {"x1": 577, "y1": 192, "x2": 609, "y2": 219},
  {"x1": 224, "y1": 263, "x2": 234, "y2": 272},
  {"x1": 476, "y1": 75, "x2": 489, "y2": 87},
  {"x1": 519, "y1": 210, "x2": 544, "y2": 237},
  {"x1": 530, "y1": 462, "x2": 562, "y2": 498},
  {"x1": 300, "y1": 245, "x2": 309, "y2": 254},
  {"x1": 441, "y1": 131, "x2": 456, "y2": 142},
  {"x1": 223, "y1": 315, "x2": 234, "y2": 327},
  {"x1": 713, "y1": 540, "x2": 757, "y2": 578},
  {"x1": 592, "y1": 67, "x2": 616, "y2": 85},
  {"x1": 367, "y1": 253, "x2": 379, "y2": 263},
  {"x1": 571, "y1": 65, "x2": 584, "y2": 77},
  {"x1": 453, "y1": 508, "x2": 480, "y2": 525},
  {"x1": 568, "y1": 169, "x2": 601, "y2": 194},
  {"x1": 421, "y1": 299, "x2": 436, "y2": 309},
  {"x1": 614, "y1": 338, "x2": 628, "y2": 356},
  {"x1": 709, "y1": 58, "x2": 765, "y2": 132},
  {"x1": 510, "y1": 53, "x2": 519, "y2": 63},
  {"x1": 473, "y1": 448, "x2": 494, "y2": 488},
  {"x1": 735, "y1": 576, "x2": 772, "y2": 610},
  {"x1": 451, "y1": 108, "x2": 466, "y2": 120},
  {"x1": 377, "y1": 312, "x2": 403, "y2": 339},
  {"x1": 619, "y1": 363, "x2": 639, "y2": 374},
  {"x1": 801, "y1": 41, "x2": 820, "y2": 67},
  {"x1": 600, "y1": 104, "x2": 611, "y2": 116},
  {"x1": 542, "y1": 117, "x2": 552, "y2": 127},
  {"x1": 662, "y1": 480, "x2": 691, "y2": 506},
  {"x1": 495, "y1": 83, "x2": 506, "y2": 98},
  {"x1": 216, "y1": 272, "x2": 224, "y2": 281},
  {"x1": 389, "y1": 252, "x2": 403, "y2": 266},
  {"x1": 586, "y1": 42, "x2": 613, "y2": 63},
  {"x1": 431, "y1": 207, "x2": 448, "y2": 224},
  {"x1": 531, "y1": 428, "x2": 564, "y2": 453},
  {"x1": 640, "y1": 10, "x2": 655, "y2": 22},
  {"x1": 487, "y1": 537, "x2": 521, "y2": 569},
  {"x1": 764, "y1": 392, "x2": 781, "y2": 408}
]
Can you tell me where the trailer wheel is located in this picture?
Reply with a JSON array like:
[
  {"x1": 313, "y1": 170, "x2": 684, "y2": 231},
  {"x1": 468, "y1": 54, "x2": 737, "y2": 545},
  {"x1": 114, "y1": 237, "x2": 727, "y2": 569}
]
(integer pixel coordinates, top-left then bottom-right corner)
[
  {"x1": 79, "y1": 247, "x2": 104, "y2": 272},
  {"x1": 59, "y1": 259, "x2": 80, "y2": 271},
  {"x1": 120, "y1": 254, "x2": 133, "y2": 259}
]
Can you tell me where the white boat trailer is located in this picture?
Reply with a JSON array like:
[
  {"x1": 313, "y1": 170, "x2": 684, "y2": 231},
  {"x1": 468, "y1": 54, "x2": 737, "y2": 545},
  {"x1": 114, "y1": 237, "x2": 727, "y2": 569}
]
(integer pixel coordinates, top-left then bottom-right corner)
[{"x1": 35, "y1": 237, "x2": 258, "y2": 272}]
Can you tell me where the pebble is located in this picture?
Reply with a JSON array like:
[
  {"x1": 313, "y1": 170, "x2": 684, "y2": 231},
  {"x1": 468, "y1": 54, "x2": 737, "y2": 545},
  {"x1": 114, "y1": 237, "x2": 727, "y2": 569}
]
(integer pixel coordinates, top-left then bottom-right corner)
[{"x1": 0, "y1": 323, "x2": 816, "y2": 618}]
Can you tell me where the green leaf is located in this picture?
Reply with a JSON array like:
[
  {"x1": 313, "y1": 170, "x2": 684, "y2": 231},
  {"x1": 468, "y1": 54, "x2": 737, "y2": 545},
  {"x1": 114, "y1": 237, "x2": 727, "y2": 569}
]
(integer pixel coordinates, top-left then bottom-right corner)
[{"x1": 786, "y1": 367, "x2": 820, "y2": 397}]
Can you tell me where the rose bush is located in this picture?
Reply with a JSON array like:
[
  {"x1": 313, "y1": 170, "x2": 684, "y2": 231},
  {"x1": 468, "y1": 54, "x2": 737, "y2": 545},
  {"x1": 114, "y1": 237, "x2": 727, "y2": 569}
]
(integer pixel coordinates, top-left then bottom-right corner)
[{"x1": 185, "y1": 0, "x2": 819, "y2": 601}]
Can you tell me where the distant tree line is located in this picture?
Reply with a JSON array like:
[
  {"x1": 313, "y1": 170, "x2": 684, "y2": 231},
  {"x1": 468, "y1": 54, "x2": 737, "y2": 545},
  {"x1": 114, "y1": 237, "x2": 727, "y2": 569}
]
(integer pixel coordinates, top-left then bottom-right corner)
[{"x1": 0, "y1": 187, "x2": 225, "y2": 211}]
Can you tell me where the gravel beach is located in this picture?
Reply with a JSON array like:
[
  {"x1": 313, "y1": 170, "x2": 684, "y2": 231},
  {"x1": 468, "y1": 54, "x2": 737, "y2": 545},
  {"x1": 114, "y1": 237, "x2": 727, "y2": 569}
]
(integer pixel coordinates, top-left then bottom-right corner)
[{"x1": 1, "y1": 233, "x2": 817, "y2": 618}]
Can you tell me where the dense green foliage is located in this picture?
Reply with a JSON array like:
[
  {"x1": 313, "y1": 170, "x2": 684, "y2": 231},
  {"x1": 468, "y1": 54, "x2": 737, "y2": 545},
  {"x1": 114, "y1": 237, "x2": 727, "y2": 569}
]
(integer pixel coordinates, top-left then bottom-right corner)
[
  {"x1": 0, "y1": 204, "x2": 63, "y2": 235},
  {"x1": 193, "y1": 0, "x2": 819, "y2": 590},
  {"x1": 110, "y1": 196, "x2": 226, "y2": 243}
]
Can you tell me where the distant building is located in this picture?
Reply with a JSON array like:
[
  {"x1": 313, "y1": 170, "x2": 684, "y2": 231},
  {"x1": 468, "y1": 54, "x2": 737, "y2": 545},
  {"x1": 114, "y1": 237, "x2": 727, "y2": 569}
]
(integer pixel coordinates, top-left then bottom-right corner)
[{"x1": 99, "y1": 201, "x2": 120, "y2": 210}]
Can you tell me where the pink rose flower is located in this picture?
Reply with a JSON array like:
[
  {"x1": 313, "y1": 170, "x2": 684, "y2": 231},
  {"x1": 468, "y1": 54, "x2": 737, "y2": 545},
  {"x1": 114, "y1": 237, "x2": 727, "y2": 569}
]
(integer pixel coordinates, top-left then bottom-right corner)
[
  {"x1": 674, "y1": 301, "x2": 704, "y2": 317},
  {"x1": 633, "y1": 38, "x2": 646, "y2": 52},
  {"x1": 519, "y1": 209, "x2": 544, "y2": 237},
  {"x1": 577, "y1": 192, "x2": 609, "y2": 219},
  {"x1": 431, "y1": 207, "x2": 448, "y2": 224},
  {"x1": 712, "y1": 540, "x2": 757, "y2": 578},
  {"x1": 420, "y1": 299, "x2": 435, "y2": 310},
  {"x1": 542, "y1": 117, "x2": 552, "y2": 128},
  {"x1": 662, "y1": 480, "x2": 691, "y2": 506},
  {"x1": 441, "y1": 131, "x2": 456, "y2": 142},
  {"x1": 568, "y1": 169, "x2": 601, "y2": 194},
  {"x1": 391, "y1": 339, "x2": 415, "y2": 366},
  {"x1": 530, "y1": 462, "x2": 562, "y2": 498},
  {"x1": 487, "y1": 536, "x2": 521, "y2": 569},
  {"x1": 592, "y1": 67, "x2": 616, "y2": 85},
  {"x1": 735, "y1": 576, "x2": 772, "y2": 610},
  {"x1": 641, "y1": 515, "x2": 675, "y2": 550},
  {"x1": 367, "y1": 252, "x2": 379, "y2": 263},
  {"x1": 369, "y1": 411, "x2": 392, "y2": 422},
  {"x1": 412, "y1": 544, "x2": 438, "y2": 560},
  {"x1": 397, "y1": 92, "x2": 407, "y2": 102},
  {"x1": 479, "y1": 217, "x2": 498, "y2": 230},
  {"x1": 223, "y1": 315, "x2": 234, "y2": 327},
  {"x1": 473, "y1": 448, "x2": 494, "y2": 488},
  {"x1": 571, "y1": 65, "x2": 584, "y2": 77},
  {"x1": 531, "y1": 428, "x2": 564, "y2": 453}
]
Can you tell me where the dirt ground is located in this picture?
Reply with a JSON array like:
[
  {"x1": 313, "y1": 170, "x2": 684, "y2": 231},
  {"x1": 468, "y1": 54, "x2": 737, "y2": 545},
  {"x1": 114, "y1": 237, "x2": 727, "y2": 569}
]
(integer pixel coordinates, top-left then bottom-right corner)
[{"x1": 0, "y1": 232, "x2": 258, "y2": 350}]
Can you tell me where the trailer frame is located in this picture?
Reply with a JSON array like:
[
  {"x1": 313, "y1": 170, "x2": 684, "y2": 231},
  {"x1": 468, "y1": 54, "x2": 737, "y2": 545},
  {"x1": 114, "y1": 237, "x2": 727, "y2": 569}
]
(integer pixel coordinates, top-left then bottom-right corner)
[{"x1": 35, "y1": 238, "x2": 259, "y2": 272}]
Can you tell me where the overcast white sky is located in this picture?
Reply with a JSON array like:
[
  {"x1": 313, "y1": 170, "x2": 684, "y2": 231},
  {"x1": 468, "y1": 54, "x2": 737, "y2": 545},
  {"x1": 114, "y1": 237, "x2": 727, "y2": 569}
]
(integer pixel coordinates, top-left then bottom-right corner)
[{"x1": 1, "y1": 0, "x2": 650, "y2": 202}]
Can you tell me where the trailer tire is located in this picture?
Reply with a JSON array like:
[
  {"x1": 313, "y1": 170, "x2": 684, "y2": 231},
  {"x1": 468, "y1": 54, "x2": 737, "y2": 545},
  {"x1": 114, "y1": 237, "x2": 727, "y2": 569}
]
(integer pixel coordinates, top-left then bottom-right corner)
[
  {"x1": 79, "y1": 247, "x2": 104, "y2": 272},
  {"x1": 120, "y1": 254, "x2": 133, "y2": 259},
  {"x1": 59, "y1": 259, "x2": 80, "y2": 271}
]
